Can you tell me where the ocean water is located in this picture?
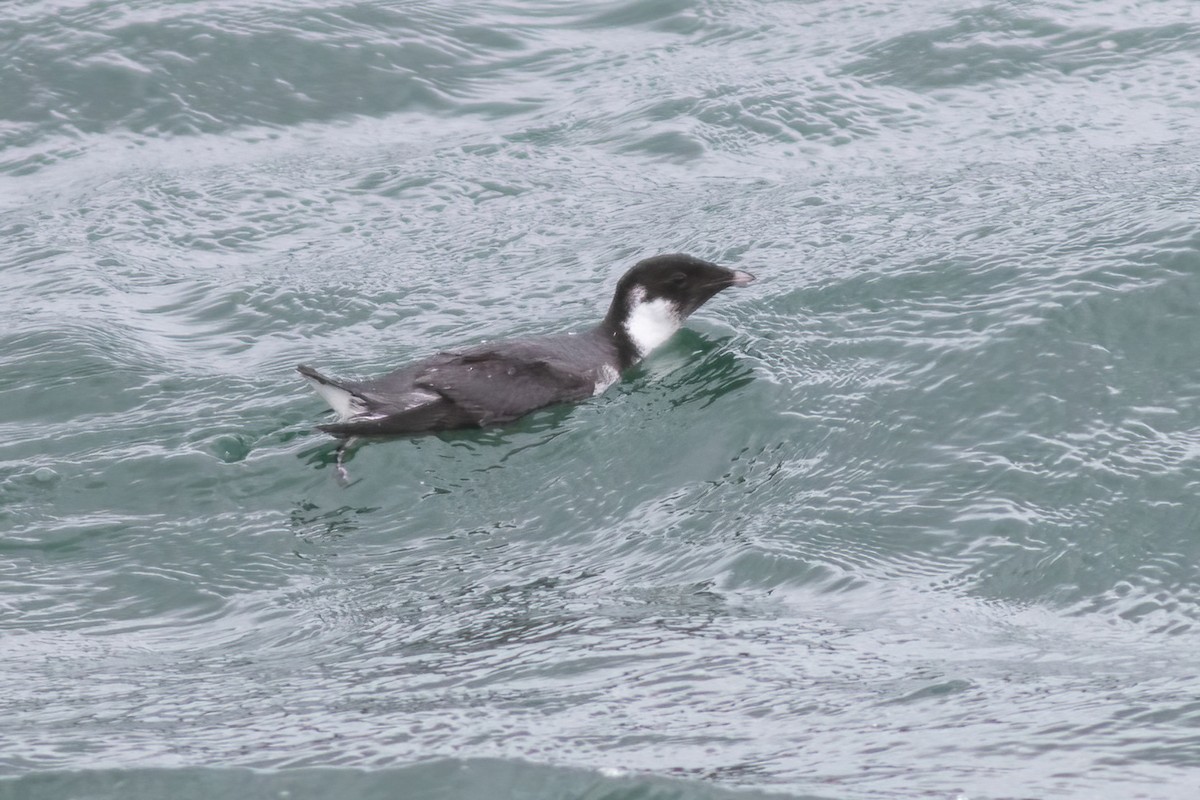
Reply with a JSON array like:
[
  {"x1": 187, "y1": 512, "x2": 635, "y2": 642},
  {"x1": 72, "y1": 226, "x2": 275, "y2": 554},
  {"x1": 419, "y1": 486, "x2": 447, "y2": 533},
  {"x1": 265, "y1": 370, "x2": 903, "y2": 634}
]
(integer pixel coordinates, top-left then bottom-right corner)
[{"x1": 2, "y1": 0, "x2": 1199, "y2": 798}]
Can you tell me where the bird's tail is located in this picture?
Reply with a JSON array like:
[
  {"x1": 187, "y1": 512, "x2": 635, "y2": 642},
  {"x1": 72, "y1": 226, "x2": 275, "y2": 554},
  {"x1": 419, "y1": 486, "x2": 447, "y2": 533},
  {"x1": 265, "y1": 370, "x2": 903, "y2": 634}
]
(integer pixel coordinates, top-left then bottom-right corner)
[{"x1": 296, "y1": 364, "x2": 369, "y2": 421}]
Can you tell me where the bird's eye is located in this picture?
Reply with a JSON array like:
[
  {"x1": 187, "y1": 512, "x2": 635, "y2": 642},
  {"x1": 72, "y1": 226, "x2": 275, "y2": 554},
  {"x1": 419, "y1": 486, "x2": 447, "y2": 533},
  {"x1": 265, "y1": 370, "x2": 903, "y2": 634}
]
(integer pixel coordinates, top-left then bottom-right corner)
[{"x1": 670, "y1": 272, "x2": 688, "y2": 287}]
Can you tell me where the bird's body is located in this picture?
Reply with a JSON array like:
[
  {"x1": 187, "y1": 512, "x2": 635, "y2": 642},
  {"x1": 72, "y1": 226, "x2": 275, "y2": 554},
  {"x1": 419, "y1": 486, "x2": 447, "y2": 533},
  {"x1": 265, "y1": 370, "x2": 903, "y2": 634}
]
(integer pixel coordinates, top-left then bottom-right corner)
[
  {"x1": 298, "y1": 331, "x2": 618, "y2": 437},
  {"x1": 298, "y1": 254, "x2": 754, "y2": 438}
]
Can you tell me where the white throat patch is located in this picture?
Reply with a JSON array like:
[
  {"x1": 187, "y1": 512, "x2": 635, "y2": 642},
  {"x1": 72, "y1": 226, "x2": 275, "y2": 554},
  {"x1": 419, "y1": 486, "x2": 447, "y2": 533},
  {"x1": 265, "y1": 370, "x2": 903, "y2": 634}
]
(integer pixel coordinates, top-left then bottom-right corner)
[{"x1": 623, "y1": 286, "x2": 682, "y2": 358}]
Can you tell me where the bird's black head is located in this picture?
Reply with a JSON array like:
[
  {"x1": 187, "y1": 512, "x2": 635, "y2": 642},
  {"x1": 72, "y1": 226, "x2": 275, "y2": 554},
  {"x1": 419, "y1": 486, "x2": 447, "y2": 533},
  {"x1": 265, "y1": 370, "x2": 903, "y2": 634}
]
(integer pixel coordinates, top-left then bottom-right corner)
[{"x1": 602, "y1": 253, "x2": 755, "y2": 362}]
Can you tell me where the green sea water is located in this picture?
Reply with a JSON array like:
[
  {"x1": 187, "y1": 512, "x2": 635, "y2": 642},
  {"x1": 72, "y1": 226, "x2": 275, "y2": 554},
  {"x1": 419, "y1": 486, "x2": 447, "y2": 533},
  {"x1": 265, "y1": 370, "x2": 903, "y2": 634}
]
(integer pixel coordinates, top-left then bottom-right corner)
[{"x1": 2, "y1": 1, "x2": 1200, "y2": 798}]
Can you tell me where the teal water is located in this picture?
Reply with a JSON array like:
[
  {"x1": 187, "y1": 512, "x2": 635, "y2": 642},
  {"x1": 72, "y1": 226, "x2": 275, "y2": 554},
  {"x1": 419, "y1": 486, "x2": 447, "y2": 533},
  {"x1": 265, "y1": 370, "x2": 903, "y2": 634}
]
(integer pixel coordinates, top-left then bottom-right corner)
[{"x1": 3, "y1": 1, "x2": 1200, "y2": 798}]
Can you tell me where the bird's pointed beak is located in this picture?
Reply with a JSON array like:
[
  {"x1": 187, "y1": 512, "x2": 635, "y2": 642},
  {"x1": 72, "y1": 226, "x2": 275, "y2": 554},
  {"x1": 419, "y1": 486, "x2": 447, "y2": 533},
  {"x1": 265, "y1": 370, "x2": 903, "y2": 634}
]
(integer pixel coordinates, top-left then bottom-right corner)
[{"x1": 729, "y1": 270, "x2": 755, "y2": 287}]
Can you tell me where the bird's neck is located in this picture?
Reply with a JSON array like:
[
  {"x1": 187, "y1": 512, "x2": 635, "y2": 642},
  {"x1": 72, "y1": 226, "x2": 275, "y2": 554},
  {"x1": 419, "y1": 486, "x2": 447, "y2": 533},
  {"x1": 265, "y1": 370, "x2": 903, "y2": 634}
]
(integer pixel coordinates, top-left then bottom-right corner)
[
  {"x1": 600, "y1": 288, "x2": 682, "y2": 369},
  {"x1": 623, "y1": 296, "x2": 681, "y2": 356}
]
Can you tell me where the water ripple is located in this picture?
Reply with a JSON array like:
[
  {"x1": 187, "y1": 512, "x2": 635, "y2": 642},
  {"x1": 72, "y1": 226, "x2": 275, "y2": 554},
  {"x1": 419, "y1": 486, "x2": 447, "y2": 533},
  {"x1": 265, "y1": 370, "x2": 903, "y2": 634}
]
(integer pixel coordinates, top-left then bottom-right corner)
[{"x1": 4, "y1": 0, "x2": 1200, "y2": 797}]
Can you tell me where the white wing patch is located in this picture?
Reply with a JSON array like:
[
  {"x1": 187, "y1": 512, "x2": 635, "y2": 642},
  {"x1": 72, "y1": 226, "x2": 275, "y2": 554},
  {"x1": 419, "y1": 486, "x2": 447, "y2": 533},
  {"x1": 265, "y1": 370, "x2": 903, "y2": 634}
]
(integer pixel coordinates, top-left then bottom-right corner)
[
  {"x1": 593, "y1": 364, "x2": 620, "y2": 395},
  {"x1": 302, "y1": 377, "x2": 438, "y2": 421},
  {"x1": 404, "y1": 388, "x2": 441, "y2": 408},
  {"x1": 623, "y1": 287, "x2": 682, "y2": 358},
  {"x1": 302, "y1": 376, "x2": 365, "y2": 421}
]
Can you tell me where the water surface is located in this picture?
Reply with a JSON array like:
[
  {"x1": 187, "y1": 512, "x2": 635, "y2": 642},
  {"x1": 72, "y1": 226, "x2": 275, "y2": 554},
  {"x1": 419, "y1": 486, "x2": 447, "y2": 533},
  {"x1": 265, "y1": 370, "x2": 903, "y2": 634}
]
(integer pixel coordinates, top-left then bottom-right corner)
[{"x1": 3, "y1": 1, "x2": 1200, "y2": 798}]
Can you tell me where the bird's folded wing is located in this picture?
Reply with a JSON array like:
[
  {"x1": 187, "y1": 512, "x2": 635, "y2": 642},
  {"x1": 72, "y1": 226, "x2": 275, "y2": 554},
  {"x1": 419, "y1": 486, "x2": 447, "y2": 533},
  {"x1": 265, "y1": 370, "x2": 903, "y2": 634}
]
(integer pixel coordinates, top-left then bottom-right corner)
[{"x1": 414, "y1": 351, "x2": 595, "y2": 424}]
